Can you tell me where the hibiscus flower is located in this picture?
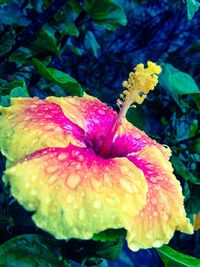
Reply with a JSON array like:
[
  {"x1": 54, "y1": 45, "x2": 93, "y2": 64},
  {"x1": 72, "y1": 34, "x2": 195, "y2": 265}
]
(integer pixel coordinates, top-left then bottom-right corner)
[{"x1": 0, "y1": 62, "x2": 193, "y2": 251}]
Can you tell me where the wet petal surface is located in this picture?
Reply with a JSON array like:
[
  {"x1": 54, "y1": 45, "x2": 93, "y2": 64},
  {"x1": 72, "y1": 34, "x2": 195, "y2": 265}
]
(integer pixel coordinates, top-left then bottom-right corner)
[
  {"x1": 110, "y1": 119, "x2": 170, "y2": 158},
  {"x1": 47, "y1": 95, "x2": 117, "y2": 151},
  {"x1": 126, "y1": 146, "x2": 193, "y2": 251},
  {"x1": 0, "y1": 98, "x2": 86, "y2": 162},
  {"x1": 5, "y1": 144, "x2": 147, "y2": 240}
]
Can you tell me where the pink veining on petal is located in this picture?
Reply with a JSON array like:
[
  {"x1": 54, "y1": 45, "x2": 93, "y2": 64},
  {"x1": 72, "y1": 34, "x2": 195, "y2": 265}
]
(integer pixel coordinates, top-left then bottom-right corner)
[{"x1": 16, "y1": 98, "x2": 86, "y2": 144}]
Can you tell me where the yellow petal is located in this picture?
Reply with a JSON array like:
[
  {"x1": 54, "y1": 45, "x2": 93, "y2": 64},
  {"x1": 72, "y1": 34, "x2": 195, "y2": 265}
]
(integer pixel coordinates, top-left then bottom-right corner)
[{"x1": 5, "y1": 144, "x2": 147, "y2": 240}]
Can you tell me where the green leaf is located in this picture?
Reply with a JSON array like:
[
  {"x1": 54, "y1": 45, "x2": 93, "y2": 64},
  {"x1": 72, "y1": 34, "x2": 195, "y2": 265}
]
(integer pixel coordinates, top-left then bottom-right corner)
[
  {"x1": 0, "y1": 234, "x2": 68, "y2": 267},
  {"x1": 186, "y1": 185, "x2": 200, "y2": 214},
  {"x1": 93, "y1": 239, "x2": 123, "y2": 260},
  {"x1": 189, "y1": 120, "x2": 198, "y2": 137},
  {"x1": 171, "y1": 155, "x2": 200, "y2": 185},
  {"x1": 0, "y1": 80, "x2": 29, "y2": 107},
  {"x1": 83, "y1": 0, "x2": 127, "y2": 30},
  {"x1": 186, "y1": 40, "x2": 200, "y2": 53},
  {"x1": 31, "y1": 28, "x2": 60, "y2": 56},
  {"x1": 32, "y1": 58, "x2": 83, "y2": 96},
  {"x1": 126, "y1": 107, "x2": 146, "y2": 130},
  {"x1": 157, "y1": 245, "x2": 200, "y2": 267},
  {"x1": 186, "y1": 0, "x2": 200, "y2": 20},
  {"x1": 159, "y1": 62, "x2": 200, "y2": 106},
  {"x1": 0, "y1": 28, "x2": 15, "y2": 57},
  {"x1": 84, "y1": 31, "x2": 100, "y2": 57},
  {"x1": 0, "y1": 0, "x2": 12, "y2": 3},
  {"x1": 70, "y1": 45, "x2": 84, "y2": 56},
  {"x1": 92, "y1": 228, "x2": 126, "y2": 242}
]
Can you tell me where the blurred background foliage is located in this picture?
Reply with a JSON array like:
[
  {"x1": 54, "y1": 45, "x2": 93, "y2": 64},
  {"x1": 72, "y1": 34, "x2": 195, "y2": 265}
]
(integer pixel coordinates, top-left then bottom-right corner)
[{"x1": 0, "y1": 0, "x2": 199, "y2": 266}]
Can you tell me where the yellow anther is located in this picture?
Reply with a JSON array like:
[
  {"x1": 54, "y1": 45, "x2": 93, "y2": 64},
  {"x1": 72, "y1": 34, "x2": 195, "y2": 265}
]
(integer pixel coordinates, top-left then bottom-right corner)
[{"x1": 118, "y1": 61, "x2": 162, "y2": 108}]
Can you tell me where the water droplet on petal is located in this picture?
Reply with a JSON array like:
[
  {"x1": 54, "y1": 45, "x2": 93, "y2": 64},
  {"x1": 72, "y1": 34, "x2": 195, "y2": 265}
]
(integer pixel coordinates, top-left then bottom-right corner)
[
  {"x1": 153, "y1": 211, "x2": 158, "y2": 217},
  {"x1": 129, "y1": 241, "x2": 140, "y2": 251},
  {"x1": 79, "y1": 210, "x2": 86, "y2": 221},
  {"x1": 58, "y1": 153, "x2": 67, "y2": 161},
  {"x1": 98, "y1": 109, "x2": 105, "y2": 115},
  {"x1": 66, "y1": 174, "x2": 80, "y2": 189},
  {"x1": 119, "y1": 179, "x2": 137, "y2": 194},
  {"x1": 67, "y1": 194, "x2": 76, "y2": 203},
  {"x1": 152, "y1": 239, "x2": 163, "y2": 248},
  {"x1": 104, "y1": 174, "x2": 113, "y2": 187},
  {"x1": 163, "y1": 213, "x2": 169, "y2": 222},
  {"x1": 31, "y1": 189, "x2": 37, "y2": 196},
  {"x1": 151, "y1": 198, "x2": 157, "y2": 205},
  {"x1": 78, "y1": 155, "x2": 84, "y2": 161},
  {"x1": 91, "y1": 179, "x2": 102, "y2": 192},
  {"x1": 93, "y1": 200, "x2": 102, "y2": 209},
  {"x1": 46, "y1": 166, "x2": 58, "y2": 174},
  {"x1": 48, "y1": 175, "x2": 57, "y2": 184},
  {"x1": 150, "y1": 177, "x2": 157, "y2": 183},
  {"x1": 146, "y1": 231, "x2": 152, "y2": 239}
]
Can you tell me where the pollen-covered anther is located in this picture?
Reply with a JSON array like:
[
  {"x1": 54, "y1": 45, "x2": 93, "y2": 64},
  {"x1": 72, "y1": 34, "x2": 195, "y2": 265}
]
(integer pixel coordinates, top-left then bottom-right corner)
[{"x1": 118, "y1": 61, "x2": 162, "y2": 108}]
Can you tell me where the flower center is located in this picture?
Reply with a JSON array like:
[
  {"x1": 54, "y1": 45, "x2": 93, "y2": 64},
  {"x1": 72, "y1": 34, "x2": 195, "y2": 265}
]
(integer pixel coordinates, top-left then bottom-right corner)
[{"x1": 99, "y1": 61, "x2": 162, "y2": 158}]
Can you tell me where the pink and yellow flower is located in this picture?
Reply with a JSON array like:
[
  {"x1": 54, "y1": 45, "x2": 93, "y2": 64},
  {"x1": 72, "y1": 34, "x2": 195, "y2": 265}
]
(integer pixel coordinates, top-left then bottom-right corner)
[{"x1": 0, "y1": 62, "x2": 193, "y2": 251}]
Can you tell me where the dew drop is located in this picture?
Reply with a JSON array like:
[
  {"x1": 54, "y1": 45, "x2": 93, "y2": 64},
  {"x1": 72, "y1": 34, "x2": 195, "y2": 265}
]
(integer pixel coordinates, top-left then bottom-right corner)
[
  {"x1": 44, "y1": 125, "x2": 55, "y2": 131},
  {"x1": 163, "y1": 213, "x2": 169, "y2": 222},
  {"x1": 93, "y1": 200, "x2": 102, "y2": 209},
  {"x1": 66, "y1": 174, "x2": 80, "y2": 189},
  {"x1": 150, "y1": 177, "x2": 157, "y2": 183},
  {"x1": 119, "y1": 179, "x2": 137, "y2": 194},
  {"x1": 58, "y1": 153, "x2": 67, "y2": 161},
  {"x1": 91, "y1": 179, "x2": 102, "y2": 192},
  {"x1": 104, "y1": 174, "x2": 113, "y2": 187},
  {"x1": 46, "y1": 166, "x2": 58, "y2": 174},
  {"x1": 31, "y1": 175, "x2": 37, "y2": 182},
  {"x1": 152, "y1": 239, "x2": 163, "y2": 248},
  {"x1": 48, "y1": 175, "x2": 57, "y2": 184},
  {"x1": 153, "y1": 211, "x2": 158, "y2": 217},
  {"x1": 31, "y1": 189, "x2": 37, "y2": 196},
  {"x1": 76, "y1": 163, "x2": 81, "y2": 170},
  {"x1": 67, "y1": 194, "x2": 76, "y2": 203},
  {"x1": 146, "y1": 230, "x2": 152, "y2": 239},
  {"x1": 151, "y1": 198, "x2": 157, "y2": 205},
  {"x1": 79, "y1": 210, "x2": 86, "y2": 221},
  {"x1": 78, "y1": 155, "x2": 84, "y2": 161},
  {"x1": 98, "y1": 109, "x2": 105, "y2": 115},
  {"x1": 129, "y1": 242, "x2": 140, "y2": 251}
]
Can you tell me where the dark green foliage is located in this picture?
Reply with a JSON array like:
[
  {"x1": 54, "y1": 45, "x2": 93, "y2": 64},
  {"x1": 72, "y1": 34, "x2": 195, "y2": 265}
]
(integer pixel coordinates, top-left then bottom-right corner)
[{"x1": 0, "y1": 0, "x2": 199, "y2": 266}]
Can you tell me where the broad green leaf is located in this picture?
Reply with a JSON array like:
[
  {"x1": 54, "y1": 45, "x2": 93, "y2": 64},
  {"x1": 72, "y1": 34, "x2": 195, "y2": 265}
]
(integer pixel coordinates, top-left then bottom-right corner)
[
  {"x1": 186, "y1": 40, "x2": 200, "y2": 53},
  {"x1": 0, "y1": 80, "x2": 29, "y2": 107},
  {"x1": 0, "y1": 3, "x2": 29, "y2": 26},
  {"x1": 0, "y1": 0, "x2": 12, "y2": 3},
  {"x1": 0, "y1": 234, "x2": 68, "y2": 267},
  {"x1": 157, "y1": 245, "x2": 200, "y2": 267},
  {"x1": 84, "y1": 31, "x2": 100, "y2": 57},
  {"x1": 159, "y1": 62, "x2": 200, "y2": 106},
  {"x1": 186, "y1": 185, "x2": 200, "y2": 214},
  {"x1": 0, "y1": 28, "x2": 15, "y2": 57},
  {"x1": 83, "y1": 0, "x2": 127, "y2": 30},
  {"x1": 189, "y1": 138, "x2": 200, "y2": 154},
  {"x1": 31, "y1": 28, "x2": 60, "y2": 56},
  {"x1": 186, "y1": 0, "x2": 200, "y2": 20},
  {"x1": 33, "y1": 58, "x2": 83, "y2": 96},
  {"x1": 70, "y1": 45, "x2": 84, "y2": 56},
  {"x1": 93, "y1": 228, "x2": 126, "y2": 242},
  {"x1": 126, "y1": 107, "x2": 146, "y2": 130},
  {"x1": 62, "y1": 20, "x2": 79, "y2": 37},
  {"x1": 9, "y1": 47, "x2": 32, "y2": 66},
  {"x1": 171, "y1": 156, "x2": 200, "y2": 185},
  {"x1": 93, "y1": 239, "x2": 123, "y2": 260},
  {"x1": 189, "y1": 120, "x2": 198, "y2": 137},
  {"x1": 68, "y1": 0, "x2": 82, "y2": 13}
]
